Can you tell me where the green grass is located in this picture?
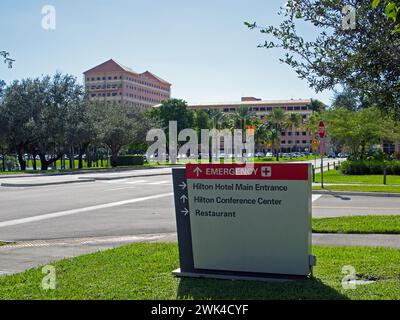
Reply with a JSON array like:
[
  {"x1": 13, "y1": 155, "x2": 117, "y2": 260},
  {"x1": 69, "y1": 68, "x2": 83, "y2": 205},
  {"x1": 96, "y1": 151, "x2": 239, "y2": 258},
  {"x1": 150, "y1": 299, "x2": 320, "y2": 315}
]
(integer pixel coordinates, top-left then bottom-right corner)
[
  {"x1": 315, "y1": 170, "x2": 400, "y2": 185},
  {"x1": 313, "y1": 185, "x2": 400, "y2": 193},
  {"x1": 0, "y1": 243, "x2": 399, "y2": 300},
  {"x1": 0, "y1": 242, "x2": 6, "y2": 247},
  {"x1": 313, "y1": 216, "x2": 400, "y2": 234}
]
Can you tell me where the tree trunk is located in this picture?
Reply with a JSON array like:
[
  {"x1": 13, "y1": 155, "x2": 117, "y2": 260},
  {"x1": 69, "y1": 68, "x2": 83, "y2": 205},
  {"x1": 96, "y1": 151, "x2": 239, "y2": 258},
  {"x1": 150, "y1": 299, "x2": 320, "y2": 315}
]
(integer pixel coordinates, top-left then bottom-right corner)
[
  {"x1": 32, "y1": 153, "x2": 37, "y2": 171},
  {"x1": 39, "y1": 153, "x2": 62, "y2": 171},
  {"x1": 111, "y1": 145, "x2": 120, "y2": 167},
  {"x1": 1, "y1": 153, "x2": 5, "y2": 172},
  {"x1": 111, "y1": 152, "x2": 118, "y2": 167},
  {"x1": 78, "y1": 153, "x2": 83, "y2": 169},
  {"x1": 17, "y1": 151, "x2": 26, "y2": 171}
]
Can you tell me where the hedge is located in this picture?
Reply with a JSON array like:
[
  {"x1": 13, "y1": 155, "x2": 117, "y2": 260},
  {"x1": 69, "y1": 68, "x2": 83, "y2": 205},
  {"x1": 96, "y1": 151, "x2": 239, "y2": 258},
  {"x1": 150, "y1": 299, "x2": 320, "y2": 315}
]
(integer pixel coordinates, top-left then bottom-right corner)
[
  {"x1": 340, "y1": 160, "x2": 400, "y2": 175},
  {"x1": 116, "y1": 155, "x2": 144, "y2": 166}
]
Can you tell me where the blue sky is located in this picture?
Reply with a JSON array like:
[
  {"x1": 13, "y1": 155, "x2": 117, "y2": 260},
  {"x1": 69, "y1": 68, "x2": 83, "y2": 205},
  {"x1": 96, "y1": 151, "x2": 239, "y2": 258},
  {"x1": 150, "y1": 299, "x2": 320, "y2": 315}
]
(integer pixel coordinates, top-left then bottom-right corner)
[{"x1": 0, "y1": 0, "x2": 334, "y2": 105}]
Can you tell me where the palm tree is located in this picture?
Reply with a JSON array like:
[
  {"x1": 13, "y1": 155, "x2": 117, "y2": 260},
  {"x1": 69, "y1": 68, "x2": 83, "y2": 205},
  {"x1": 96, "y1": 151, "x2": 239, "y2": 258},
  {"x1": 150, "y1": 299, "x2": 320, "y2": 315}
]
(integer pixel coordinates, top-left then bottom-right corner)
[
  {"x1": 285, "y1": 113, "x2": 303, "y2": 152},
  {"x1": 266, "y1": 108, "x2": 287, "y2": 161},
  {"x1": 207, "y1": 109, "x2": 225, "y2": 129},
  {"x1": 252, "y1": 119, "x2": 270, "y2": 153}
]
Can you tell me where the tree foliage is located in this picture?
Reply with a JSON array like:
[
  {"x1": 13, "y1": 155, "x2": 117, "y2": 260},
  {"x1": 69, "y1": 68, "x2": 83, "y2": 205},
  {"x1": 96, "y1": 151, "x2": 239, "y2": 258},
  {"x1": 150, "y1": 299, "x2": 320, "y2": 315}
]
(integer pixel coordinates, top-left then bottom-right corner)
[{"x1": 246, "y1": 0, "x2": 400, "y2": 118}]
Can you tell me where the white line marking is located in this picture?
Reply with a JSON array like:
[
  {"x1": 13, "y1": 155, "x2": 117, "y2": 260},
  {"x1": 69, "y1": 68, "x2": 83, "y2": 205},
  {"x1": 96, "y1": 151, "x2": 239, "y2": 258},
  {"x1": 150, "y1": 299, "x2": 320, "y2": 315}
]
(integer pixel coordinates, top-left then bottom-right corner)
[
  {"x1": 102, "y1": 179, "x2": 129, "y2": 184},
  {"x1": 312, "y1": 195, "x2": 322, "y2": 202},
  {"x1": 126, "y1": 180, "x2": 148, "y2": 184},
  {"x1": 148, "y1": 180, "x2": 170, "y2": 185},
  {"x1": 0, "y1": 193, "x2": 173, "y2": 228},
  {"x1": 105, "y1": 186, "x2": 139, "y2": 192}
]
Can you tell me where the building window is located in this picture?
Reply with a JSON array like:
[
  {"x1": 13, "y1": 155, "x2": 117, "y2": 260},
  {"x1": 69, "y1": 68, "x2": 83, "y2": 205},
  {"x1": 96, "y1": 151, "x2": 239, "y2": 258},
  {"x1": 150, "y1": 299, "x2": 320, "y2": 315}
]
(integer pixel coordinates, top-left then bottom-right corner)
[
  {"x1": 288, "y1": 107, "x2": 294, "y2": 111},
  {"x1": 302, "y1": 140, "x2": 307, "y2": 144},
  {"x1": 302, "y1": 132, "x2": 307, "y2": 136},
  {"x1": 288, "y1": 140, "x2": 292, "y2": 144},
  {"x1": 281, "y1": 140, "x2": 286, "y2": 144},
  {"x1": 294, "y1": 106, "x2": 301, "y2": 110}
]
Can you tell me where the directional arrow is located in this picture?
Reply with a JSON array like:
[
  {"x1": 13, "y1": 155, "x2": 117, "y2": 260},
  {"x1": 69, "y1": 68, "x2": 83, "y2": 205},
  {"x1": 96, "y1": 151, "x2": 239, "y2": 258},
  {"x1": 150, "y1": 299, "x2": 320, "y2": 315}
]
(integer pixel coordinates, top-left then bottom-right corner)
[
  {"x1": 179, "y1": 181, "x2": 187, "y2": 190},
  {"x1": 193, "y1": 167, "x2": 202, "y2": 177},
  {"x1": 180, "y1": 194, "x2": 188, "y2": 204},
  {"x1": 181, "y1": 208, "x2": 189, "y2": 216}
]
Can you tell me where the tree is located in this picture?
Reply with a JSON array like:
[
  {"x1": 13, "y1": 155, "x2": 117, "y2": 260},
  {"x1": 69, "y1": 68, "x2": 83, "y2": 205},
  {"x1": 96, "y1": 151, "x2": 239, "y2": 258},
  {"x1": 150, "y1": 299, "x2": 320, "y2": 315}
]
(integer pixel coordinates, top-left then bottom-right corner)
[
  {"x1": 285, "y1": 113, "x2": 303, "y2": 152},
  {"x1": 252, "y1": 118, "x2": 272, "y2": 152},
  {"x1": 0, "y1": 73, "x2": 87, "y2": 171},
  {"x1": 308, "y1": 99, "x2": 327, "y2": 112},
  {"x1": 193, "y1": 109, "x2": 212, "y2": 133},
  {"x1": 321, "y1": 107, "x2": 385, "y2": 158},
  {"x1": 0, "y1": 51, "x2": 14, "y2": 68},
  {"x1": 246, "y1": 0, "x2": 400, "y2": 118},
  {"x1": 0, "y1": 79, "x2": 39, "y2": 170},
  {"x1": 266, "y1": 108, "x2": 288, "y2": 160},
  {"x1": 92, "y1": 101, "x2": 153, "y2": 167},
  {"x1": 207, "y1": 109, "x2": 225, "y2": 130},
  {"x1": 372, "y1": 0, "x2": 400, "y2": 33},
  {"x1": 0, "y1": 51, "x2": 14, "y2": 95},
  {"x1": 332, "y1": 88, "x2": 362, "y2": 111},
  {"x1": 150, "y1": 99, "x2": 194, "y2": 133},
  {"x1": 231, "y1": 107, "x2": 255, "y2": 131}
]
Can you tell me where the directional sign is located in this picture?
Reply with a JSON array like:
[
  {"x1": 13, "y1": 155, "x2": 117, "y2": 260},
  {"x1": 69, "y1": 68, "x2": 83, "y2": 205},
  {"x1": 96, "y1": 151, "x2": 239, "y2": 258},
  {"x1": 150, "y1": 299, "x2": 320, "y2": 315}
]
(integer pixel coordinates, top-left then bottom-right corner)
[
  {"x1": 172, "y1": 164, "x2": 315, "y2": 280},
  {"x1": 318, "y1": 121, "x2": 326, "y2": 139}
]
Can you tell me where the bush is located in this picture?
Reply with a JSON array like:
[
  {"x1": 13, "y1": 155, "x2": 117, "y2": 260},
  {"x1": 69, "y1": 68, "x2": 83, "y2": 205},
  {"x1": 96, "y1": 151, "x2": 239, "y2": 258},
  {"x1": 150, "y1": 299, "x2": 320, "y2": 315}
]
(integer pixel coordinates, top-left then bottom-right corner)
[
  {"x1": 340, "y1": 160, "x2": 400, "y2": 175},
  {"x1": 116, "y1": 155, "x2": 144, "y2": 166}
]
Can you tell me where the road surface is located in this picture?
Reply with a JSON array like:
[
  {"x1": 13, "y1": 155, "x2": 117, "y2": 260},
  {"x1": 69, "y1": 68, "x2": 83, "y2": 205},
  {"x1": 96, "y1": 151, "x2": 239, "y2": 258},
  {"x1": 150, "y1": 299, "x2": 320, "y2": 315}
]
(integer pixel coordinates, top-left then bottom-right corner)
[{"x1": 1, "y1": 172, "x2": 399, "y2": 242}]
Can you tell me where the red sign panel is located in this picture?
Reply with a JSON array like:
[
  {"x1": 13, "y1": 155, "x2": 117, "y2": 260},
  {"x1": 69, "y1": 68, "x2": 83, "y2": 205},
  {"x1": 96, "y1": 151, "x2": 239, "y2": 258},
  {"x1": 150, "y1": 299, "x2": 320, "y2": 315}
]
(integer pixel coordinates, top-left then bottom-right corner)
[
  {"x1": 318, "y1": 121, "x2": 325, "y2": 139},
  {"x1": 186, "y1": 163, "x2": 309, "y2": 181}
]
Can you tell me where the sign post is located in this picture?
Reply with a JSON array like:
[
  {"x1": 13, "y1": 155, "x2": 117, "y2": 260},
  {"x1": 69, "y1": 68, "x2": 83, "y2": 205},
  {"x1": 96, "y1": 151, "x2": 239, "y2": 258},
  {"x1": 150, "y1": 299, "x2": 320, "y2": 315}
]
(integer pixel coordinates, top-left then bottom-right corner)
[
  {"x1": 172, "y1": 163, "x2": 315, "y2": 281},
  {"x1": 312, "y1": 139, "x2": 319, "y2": 169},
  {"x1": 318, "y1": 121, "x2": 326, "y2": 189}
]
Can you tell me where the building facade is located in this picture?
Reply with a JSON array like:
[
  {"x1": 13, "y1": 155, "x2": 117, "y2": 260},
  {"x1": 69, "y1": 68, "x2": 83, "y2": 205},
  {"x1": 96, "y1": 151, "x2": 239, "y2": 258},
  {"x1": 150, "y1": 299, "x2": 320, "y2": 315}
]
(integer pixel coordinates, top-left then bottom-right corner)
[
  {"x1": 187, "y1": 97, "x2": 315, "y2": 152},
  {"x1": 84, "y1": 59, "x2": 171, "y2": 107}
]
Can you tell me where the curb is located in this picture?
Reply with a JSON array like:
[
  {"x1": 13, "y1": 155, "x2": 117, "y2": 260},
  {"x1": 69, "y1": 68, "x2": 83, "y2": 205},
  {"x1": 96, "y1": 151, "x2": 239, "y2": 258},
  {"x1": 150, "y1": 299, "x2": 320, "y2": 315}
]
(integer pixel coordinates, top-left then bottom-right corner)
[
  {"x1": 312, "y1": 190, "x2": 400, "y2": 198},
  {"x1": 0, "y1": 179, "x2": 96, "y2": 188},
  {"x1": 83, "y1": 172, "x2": 173, "y2": 181},
  {"x1": 0, "y1": 166, "x2": 180, "y2": 179}
]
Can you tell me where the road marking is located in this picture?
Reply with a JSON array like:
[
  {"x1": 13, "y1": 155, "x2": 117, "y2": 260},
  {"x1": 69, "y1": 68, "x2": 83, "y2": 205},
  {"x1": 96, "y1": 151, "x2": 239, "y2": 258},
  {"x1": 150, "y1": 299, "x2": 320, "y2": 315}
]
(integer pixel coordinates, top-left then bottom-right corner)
[
  {"x1": 105, "y1": 187, "x2": 139, "y2": 192},
  {"x1": 126, "y1": 180, "x2": 148, "y2": 184},
  {"x1": 102, "y1": 179, "x2": 129, "y2": 184},
  {"x1": 148, "y1": 180, "x2": 171, "y2": 185},
  {"x1": 313, "y1": 206, "x2": 400, "y2": 211},
  {"x1": 312, "y1": 195, "x2": 322, "y2": 202},
  {"x1": 0, "y1": 192, "x2": 173, "y2": 228}
]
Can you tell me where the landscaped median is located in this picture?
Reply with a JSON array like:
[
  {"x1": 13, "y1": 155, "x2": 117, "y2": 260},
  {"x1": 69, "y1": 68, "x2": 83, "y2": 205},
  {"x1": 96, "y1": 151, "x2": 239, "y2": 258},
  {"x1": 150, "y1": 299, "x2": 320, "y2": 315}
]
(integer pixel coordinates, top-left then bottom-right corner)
[
  {"x1": 0, "y1": 243, "x2": 399, "y2": 300},
  {"x1": 313, "y1": 170, "x2": 400, "y2": 193},
  {"x1": 313, "y1": 216, "x2": 400, "y2": 234}
]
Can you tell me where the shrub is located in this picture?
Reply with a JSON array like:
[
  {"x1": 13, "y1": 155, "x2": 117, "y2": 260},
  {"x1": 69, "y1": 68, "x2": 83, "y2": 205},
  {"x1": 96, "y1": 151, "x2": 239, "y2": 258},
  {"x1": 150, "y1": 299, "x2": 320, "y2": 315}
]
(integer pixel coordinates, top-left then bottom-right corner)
[
  {"x1": 340, "y1": 160, "x2": 400, "y2": 175},
  {"x1": 116, "y1": 155, "x2": 144, "y2": 166}
]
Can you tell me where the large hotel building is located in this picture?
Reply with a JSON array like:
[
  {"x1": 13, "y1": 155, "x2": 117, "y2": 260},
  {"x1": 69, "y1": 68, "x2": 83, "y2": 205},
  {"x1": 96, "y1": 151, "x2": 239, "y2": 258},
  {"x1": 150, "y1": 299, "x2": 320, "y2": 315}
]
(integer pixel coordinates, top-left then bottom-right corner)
[
  {"x1": 84, "y1": 59, "x2": 171, "y2": 107},
  {"x1": 187, "y1": 97, "x2": 315, "y2": 152}
]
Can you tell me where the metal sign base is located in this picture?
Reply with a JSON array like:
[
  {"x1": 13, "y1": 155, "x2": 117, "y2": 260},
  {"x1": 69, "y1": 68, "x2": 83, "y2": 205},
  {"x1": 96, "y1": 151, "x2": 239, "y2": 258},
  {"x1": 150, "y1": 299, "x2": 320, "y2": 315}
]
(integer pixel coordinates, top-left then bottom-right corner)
[{"x1": 172, "y1": 268, "x2": 308, "y2": 282}]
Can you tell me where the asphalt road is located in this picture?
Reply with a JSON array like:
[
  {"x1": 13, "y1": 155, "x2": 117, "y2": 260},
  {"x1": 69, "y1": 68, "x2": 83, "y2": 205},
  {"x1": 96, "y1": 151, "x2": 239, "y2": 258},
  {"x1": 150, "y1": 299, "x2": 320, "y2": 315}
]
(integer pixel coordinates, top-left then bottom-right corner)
[{"x1": 1, "y1": 172, "x2": 399, "y2": 242}]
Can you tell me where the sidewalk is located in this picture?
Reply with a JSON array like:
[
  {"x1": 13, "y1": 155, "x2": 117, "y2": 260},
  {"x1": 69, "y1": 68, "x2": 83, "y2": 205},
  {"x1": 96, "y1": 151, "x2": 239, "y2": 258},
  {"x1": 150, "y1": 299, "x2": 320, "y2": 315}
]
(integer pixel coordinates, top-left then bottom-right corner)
[
  {"x1": 1, "y1": 232, "x2": 399, "y2": 276},
  {"x1": 0, "y1": 167, "x2": 175, "y2": 187}
]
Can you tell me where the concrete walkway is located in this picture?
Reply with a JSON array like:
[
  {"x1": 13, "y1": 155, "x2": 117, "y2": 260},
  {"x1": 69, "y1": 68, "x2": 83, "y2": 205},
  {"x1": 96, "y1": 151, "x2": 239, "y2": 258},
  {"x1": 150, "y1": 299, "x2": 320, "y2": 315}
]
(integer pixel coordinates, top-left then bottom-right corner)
[{"x1": 1, "y1": 232, "x2": 399, "y2": 276}]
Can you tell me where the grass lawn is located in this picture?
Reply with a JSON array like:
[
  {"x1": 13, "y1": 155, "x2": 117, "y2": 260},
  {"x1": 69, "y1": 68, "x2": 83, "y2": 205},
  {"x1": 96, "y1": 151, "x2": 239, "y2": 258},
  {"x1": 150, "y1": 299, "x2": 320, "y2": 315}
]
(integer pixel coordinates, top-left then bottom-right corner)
[
  {"x1": 315, "y1": 170, "x2": 400, "y2": 185},
  {"x1": 313, "y1": 216, "x2": 400, "y2": 234},
  {"x1": 313, "y1": 185, "x2": 400, "y2": 193},
  {"x1": 0, "y1": 243, "x2": 399, "y2": 300}
]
